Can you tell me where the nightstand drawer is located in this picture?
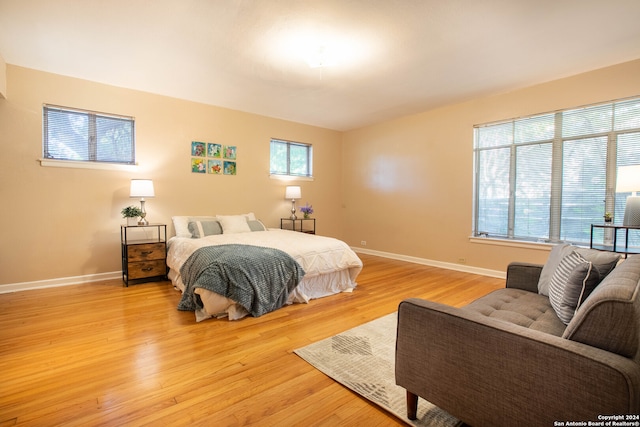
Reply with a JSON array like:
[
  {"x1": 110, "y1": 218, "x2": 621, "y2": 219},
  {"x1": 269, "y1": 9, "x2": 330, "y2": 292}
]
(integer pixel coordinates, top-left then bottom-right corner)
[
  {"x1": 127, "y1": 260, "x2": 167, "y2": 279},
  {"x1": 127, "y1": 243, "x2": 165, "y2": 261}
]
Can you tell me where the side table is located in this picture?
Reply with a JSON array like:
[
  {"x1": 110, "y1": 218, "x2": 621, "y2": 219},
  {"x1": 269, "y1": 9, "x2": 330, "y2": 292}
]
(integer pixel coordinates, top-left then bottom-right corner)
[
  {"x1": 590, "y1": 223, "x2": 640, "y2": 258},
  {"x1": 280, "y1": 218, "x2": 316, "y2": 234},
  {"x1": 121, "y1": 223, "x2": 167, "y2": 286}
]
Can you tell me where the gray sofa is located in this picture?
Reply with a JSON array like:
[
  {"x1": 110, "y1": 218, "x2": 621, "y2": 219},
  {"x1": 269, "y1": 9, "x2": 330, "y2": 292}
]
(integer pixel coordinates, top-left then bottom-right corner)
[{"x1": 395, "y1": 250, "x2": 640, "y2": 426}]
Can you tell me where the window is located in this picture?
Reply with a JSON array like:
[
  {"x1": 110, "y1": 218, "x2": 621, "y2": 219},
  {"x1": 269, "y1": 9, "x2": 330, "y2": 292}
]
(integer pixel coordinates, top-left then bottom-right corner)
[
  {"x1": 270, "y1": 138, "x2": 313, "y2": 177},
  {"x1": 474, "y1": 97, "x2": 640, "y2": 245},
  {"x1": 43, "y1": 105, "x2": 135, "y2": 164}
]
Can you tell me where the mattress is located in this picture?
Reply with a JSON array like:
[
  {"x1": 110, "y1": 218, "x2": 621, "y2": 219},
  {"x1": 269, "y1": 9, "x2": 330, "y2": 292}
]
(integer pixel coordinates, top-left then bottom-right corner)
[{"x1": 167, "y1": 228, "x2": 363, "y2": 321}]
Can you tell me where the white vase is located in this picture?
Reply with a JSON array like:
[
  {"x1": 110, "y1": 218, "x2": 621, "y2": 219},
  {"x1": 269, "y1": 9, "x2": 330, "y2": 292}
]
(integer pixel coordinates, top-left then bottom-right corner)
[{"x1": 126, "y1": 217, "x2": 138, "y2": 226}]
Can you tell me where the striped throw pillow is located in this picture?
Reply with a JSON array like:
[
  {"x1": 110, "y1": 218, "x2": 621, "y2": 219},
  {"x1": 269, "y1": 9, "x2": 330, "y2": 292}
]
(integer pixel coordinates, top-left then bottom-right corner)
[{"x1": 548, "y1": 250, "x2": 601, "y2": 325}]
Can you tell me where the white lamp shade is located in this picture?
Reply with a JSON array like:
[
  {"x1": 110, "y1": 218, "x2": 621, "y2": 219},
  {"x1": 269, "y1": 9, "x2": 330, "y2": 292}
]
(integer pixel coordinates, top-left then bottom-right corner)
[
  {"x1": 616, "y1": 165, "x2": 640, "y2": 193},
  {"x1": 130, "y1": 179, "x2": 155, "y2": 198},
  {"x1": 285, "y1": 185, "x2": 301, "y2": 200}
]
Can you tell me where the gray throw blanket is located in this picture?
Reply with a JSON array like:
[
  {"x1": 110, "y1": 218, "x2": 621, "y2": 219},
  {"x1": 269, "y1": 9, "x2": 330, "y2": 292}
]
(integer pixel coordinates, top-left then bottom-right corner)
[{"x1": 178, "y1": 244, "x2": 305, "y2": 317}]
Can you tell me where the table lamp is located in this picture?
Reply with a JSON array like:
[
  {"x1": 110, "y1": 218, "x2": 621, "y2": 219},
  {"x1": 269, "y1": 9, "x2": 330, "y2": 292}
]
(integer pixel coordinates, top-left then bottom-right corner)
[
  {"x1": 130, "y1": 179, "x2": 155, "y2": 225},
  {"x1": 285, "y1": 186, "x2": 301, "y2": 220},
  {"x1": 617, "y1": 165, "x2": 640, "y2": 226}
]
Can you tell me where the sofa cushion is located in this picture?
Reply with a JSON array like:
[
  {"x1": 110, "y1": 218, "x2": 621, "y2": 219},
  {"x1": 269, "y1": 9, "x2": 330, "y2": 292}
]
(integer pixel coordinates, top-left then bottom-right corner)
[
  {"x1": 464, "y1": 288, "x2": 566, "y2": 336},
  {"x1": 538, "y1": 244, "x2": 620, "y2": 296},
  {"x1": 548, "y1": 250, "x2": 601, "y2": 325},
  {"x1": 563, "y1": 255, "x2": 640, "y2": 358}
]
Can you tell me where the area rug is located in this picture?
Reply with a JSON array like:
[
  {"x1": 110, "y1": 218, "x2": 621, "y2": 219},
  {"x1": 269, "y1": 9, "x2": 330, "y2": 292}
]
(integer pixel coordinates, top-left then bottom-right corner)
[{"x1": 294, "y1": 313, "x2": 460, "y2": 427}]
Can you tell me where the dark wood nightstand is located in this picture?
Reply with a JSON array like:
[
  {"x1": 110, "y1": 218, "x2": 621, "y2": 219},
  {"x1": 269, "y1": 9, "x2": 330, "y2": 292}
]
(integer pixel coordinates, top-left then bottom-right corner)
[
  {"x1": 121, "y1": 224, "x2": 167, "y2": 286},
  {"x1": 280, "y1": 218, "x2": 316, "y2": 234}
]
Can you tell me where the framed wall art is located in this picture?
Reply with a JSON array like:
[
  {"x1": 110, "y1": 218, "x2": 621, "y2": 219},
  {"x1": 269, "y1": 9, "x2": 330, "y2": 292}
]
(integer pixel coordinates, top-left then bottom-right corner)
[
  {"x1": 224, "y1": 161, "x2": 236, "y2": 175},
  {"x1": 224, "y1": 145, "x2": 237, "y2": 159},
  {"x1": 191, "y1": 141, "x2": 237, "y2": 175},
  {"x1": 191, "y1": 158, "x2": 206, "y2": 173},
  {"x1": 191, "y1": 141, "x2": 206, "y2": 157},
  {"x1": 208, "y1": 159, "x2": 222, "y2": 174},
  {"x1": 208, "y1": 143, "x2": 222, "y2": 158}
]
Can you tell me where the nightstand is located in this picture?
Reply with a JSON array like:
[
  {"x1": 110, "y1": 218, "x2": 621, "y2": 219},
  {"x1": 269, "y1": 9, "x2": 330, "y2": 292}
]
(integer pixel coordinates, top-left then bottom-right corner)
[
  {"x1": 280, "y1": 218, "x2": 316, "y2": 234},
  {"x1": 121, "y1": 223, "x2": 167, "y2": 286},
  {"x1": 590, "y1": 223, "x2": 640, "y2": 258}
]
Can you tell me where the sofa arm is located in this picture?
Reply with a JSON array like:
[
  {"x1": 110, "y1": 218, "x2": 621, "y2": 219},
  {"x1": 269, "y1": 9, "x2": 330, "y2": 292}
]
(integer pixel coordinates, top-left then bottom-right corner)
[
  {"x1": 505, "y1": 262, "x2": 542, "y2": 293},
  {"x1": 395, "y1": 298, "x2": 640, "y2": 426}
]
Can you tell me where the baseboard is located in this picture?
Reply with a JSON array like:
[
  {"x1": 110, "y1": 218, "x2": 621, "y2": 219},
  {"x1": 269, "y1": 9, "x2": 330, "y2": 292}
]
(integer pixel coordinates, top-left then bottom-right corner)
[
  {"x1": 352, "y1": 247, "x2": 506, "y2": 279},
  {"x1": 0, "y1": 249, "x2": 505, "y2": 294},
  {"x1": 0, "y1": 271, "x2": 122, "y2": 294}
]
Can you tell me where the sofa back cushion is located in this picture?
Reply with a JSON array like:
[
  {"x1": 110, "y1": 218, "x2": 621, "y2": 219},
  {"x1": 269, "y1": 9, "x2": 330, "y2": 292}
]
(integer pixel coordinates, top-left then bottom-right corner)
[
  {"x1": 538, "y1": 244, "x2": 620, "y2": 296},
  {"x1": 563, "y1": 255, "x2": 640, "y2": 359}
]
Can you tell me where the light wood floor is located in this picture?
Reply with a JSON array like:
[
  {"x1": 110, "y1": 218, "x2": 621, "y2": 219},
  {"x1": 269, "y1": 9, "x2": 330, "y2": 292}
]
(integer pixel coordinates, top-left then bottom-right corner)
[{"x1": 0, "y1": 254, "x2": 503, "y2": 427}]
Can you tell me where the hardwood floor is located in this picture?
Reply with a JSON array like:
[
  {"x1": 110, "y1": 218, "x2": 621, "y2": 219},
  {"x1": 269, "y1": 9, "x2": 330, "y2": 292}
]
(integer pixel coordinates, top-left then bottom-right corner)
[{"x1": 0, "y1": 254, "x2": 503, "y2": 426}]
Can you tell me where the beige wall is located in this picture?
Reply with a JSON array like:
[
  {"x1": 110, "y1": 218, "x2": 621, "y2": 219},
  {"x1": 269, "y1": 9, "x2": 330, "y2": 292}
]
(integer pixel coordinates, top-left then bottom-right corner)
[
  {"x1": 0, "y1": 65, "x2": 342, "y2": 285},
  {"x1": 2, "y1": 59, "x2": 639, "y2": 286},
  {"x1": 342, "y1": 59, "x2": 640, "y2": 272},
  {"x1": 0, "y1": 54, "x2": 6, "y2": 99}
]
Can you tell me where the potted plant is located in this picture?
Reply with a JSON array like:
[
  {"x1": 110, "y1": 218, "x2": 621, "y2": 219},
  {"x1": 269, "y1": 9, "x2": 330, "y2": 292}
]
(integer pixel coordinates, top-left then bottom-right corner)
[
  {"x1": 121, "y1": 205, "x2": 142, "y2": 226},
  {"x1": 604, "y1": 212, "x2": 613, "y2": 223},
  {"x1": 300, "y1": 203, "x2": 314, "y2": 219}
]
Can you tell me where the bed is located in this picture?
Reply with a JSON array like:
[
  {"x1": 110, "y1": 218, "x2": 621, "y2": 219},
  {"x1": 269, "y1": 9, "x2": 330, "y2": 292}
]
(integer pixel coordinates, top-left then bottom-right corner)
[{"x1": 167, "y1": 214, "x2": 363, "y2": 321}]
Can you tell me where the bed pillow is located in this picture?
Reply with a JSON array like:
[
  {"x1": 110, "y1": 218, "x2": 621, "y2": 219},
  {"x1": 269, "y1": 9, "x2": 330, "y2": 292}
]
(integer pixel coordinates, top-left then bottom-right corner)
[
  {"x1": 217, "y1": 215, "x2": 252, "y2": 234},
  {"x1": 548, "y1": 250, "x2": 601, "y2": 325},
  {"x1": 188, "y1": 220, "x2": 223, "y2": 238},
  {"x1": 247, "y1": 219, "x2": 267, "y2": 232},
  {"x1": 172, "y1": 215, "x2": 218, "y2": 238}
]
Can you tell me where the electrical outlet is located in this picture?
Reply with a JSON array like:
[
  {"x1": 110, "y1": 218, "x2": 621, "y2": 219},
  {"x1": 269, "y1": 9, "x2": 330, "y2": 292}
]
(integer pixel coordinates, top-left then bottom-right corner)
[
  {"x1": 458, "y1": 258, "x2": 467, "y2": 264},
  {"x1": 361, "y1": 240, "x2": 367, "y2": 246}
]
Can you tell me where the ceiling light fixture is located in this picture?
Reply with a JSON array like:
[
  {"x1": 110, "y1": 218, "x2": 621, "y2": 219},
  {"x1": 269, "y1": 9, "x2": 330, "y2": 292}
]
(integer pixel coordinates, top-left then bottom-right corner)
[{"x1": 306, "y1": 45, "x2": 336, "y2": 68}]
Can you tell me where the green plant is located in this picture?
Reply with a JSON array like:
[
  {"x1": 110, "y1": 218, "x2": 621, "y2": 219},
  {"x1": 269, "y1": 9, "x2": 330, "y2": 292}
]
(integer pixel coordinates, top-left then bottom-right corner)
[{"x1": 121, "y1": 205, "x2": 142, "y2": 218}]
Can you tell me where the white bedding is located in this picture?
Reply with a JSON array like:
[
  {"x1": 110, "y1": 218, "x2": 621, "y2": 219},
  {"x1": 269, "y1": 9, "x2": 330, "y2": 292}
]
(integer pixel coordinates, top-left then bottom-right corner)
[{"x1": 167, "y1": 228, "x2": 363, "y2": 321}]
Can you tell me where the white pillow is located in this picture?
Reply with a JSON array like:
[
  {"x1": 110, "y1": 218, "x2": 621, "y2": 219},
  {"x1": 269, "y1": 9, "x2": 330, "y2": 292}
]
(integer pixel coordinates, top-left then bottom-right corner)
[
  {"x1": 172, "y1": 213, "x2": 256, "y2": 237},
  {"x1": 217, "y1": 215, "x2": 252, "y2": 234}
]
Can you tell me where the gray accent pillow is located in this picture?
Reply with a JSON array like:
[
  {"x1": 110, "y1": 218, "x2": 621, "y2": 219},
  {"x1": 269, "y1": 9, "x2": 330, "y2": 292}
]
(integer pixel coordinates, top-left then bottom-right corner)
[
  {"x1": 247, "y1": 219, "x2": 267, "y2": 232},
  {"x1": 538, "y1": 244, "x2": 620, "y2": 295},
  {"x1": 188, "y1": 220, "x2": 223, "y2": 238},
  {"x1": 548, "y1": 251, "x2": 601, "y2": 325},
  {"x1": 573, "y1": 247, "x2": 620, "y2": 279}
]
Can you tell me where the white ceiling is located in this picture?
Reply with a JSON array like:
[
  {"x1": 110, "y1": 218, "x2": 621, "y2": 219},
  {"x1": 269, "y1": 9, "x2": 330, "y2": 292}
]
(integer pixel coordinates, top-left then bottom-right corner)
[{"x1": 1, "y1": 0, "x2": 639, "y2": 131}]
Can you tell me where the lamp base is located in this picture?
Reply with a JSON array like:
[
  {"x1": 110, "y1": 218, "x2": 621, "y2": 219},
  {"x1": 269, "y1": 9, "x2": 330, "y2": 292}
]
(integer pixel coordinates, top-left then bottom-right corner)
[
  {"x1": 623, "y1": 196, "x2": 640, "y2": 226},
  {"x1": 290, "y1": 200, "x2": 297, "y2": 220},
  {"x1": 138, "y1": 200, "x2": 148, "y2": 226}
]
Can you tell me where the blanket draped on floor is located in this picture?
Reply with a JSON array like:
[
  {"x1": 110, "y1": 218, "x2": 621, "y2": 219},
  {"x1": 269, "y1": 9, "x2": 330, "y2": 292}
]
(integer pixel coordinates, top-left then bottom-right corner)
[{"x1": 178, "y1": 244, "x2": 305, "y2": 317}]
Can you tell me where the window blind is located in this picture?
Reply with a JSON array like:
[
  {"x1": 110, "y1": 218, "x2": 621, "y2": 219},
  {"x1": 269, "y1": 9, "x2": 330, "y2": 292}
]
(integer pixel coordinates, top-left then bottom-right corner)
[
  {"x1": 474, "y1": 96, "x2": 640, "y2": 245},
  {"x1": 43, "y1": 105, "x2": 135, "y2": 164}
]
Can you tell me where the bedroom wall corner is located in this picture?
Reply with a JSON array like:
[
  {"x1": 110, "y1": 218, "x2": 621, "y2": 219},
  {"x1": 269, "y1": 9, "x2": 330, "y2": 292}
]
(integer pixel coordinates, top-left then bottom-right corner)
[
  {"x1": 341, "y1": 58, "x2": 640, "y2": 273},
  {"x1": 0, "y1": 54, "x2": 6, "y2": 99},
  {"x1": 0, "y1": 65, "x2": 344, "y2": 287}
]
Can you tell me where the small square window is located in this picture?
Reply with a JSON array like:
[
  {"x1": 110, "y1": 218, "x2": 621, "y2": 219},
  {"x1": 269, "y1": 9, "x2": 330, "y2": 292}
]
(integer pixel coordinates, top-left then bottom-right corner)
[{"x1": 270, "y1": 138, "x2": 313, "y2": 177}]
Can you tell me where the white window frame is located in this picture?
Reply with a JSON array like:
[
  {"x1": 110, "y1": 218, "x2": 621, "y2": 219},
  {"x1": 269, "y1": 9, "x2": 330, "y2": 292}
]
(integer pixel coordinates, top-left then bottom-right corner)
[
  {"x1": 473, "y1": 96, "x2": 640, "y2": 246},
  {"x1": 269, "y1": 138, "x2": 313, "y2": 180},
  {"x1": 41, "y1": 104, "x2": 136, "y2": 170}
]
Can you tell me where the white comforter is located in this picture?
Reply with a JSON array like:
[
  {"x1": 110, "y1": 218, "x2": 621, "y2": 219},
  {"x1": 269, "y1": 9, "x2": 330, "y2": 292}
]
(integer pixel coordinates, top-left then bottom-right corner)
[{"x1": 167, "y1": 229, "x2": 363, "y2": 320}]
